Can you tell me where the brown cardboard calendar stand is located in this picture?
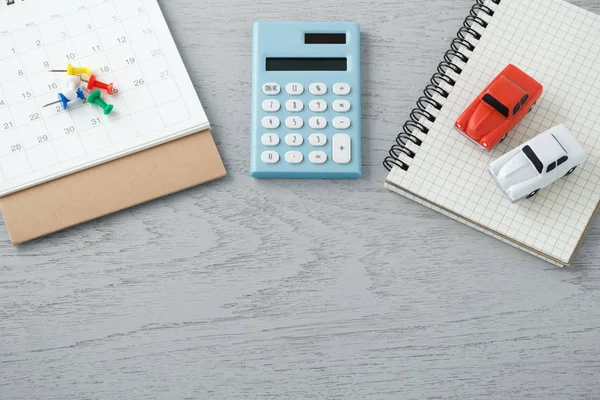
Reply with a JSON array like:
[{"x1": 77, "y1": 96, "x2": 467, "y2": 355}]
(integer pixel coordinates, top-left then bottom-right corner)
[{"x1": 0, "y1": 129, "x2": 226, "y2": 244}]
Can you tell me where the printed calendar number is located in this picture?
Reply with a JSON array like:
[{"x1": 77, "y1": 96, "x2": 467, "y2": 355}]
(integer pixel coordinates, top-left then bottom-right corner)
[
  {"x1": 134, "y1": 79, "x2": 145, "y2": 87},
  {"x1": 151, "y1": 49, "x2": 162, "y2": 57},
  {"x1": 3, "y1": 122, "x2": 14, "y2": 130},
  {"x1": 91, "y1": 44, "x2": 101, "y2": 52},
  {"x1": 64, "y1": 126, "x2": 76, "y2": 134},
  {"x1": 66, "y1": 52, "x2": 76, "y2": 60},
  {"x1": 29, "y1": 113, "x2": 40, "y2": 122},
  {"x1": 48, "y1": 83, "x2": 58, "y2": 90},
  {"x1": 125, "y1": 57, "x2": 136, "y2": 65},
  {"x1": 160, "y1": 70, "x2": 169, "y2": 78},
  {"x1": 142, "y1": 29, "x2": 153, "y2": 36},
  {"x1": 91, "y1": 117, "x2": 102, "y2": 126},
  {"x1": 100, "y1": 66, "x2": 110, "y2": 73},
  {"x1": 21, "y1": 91, "x2": 32, "y2": 99},
  {"x1": 10, "y1": 143, "x2": 22, "y2": 152},
  {"x1": 37, "y1": 135, "x2": 49, "y2": 143},
  {"x1": 117, "y1": 36, "x2": 127, "y2": 44}
]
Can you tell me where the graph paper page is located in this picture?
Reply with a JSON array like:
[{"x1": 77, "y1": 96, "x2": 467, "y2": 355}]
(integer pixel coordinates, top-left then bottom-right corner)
[
  {"x1": 0, "y1": 0, "x2": 209, "y2": 196},
  {"x1": 386, "y1": 0, "x2": 600, "y2": 265}
]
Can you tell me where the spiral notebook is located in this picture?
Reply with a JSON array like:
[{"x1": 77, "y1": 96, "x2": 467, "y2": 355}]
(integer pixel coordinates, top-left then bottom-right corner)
[{"x1": 384, "y1": 0, "x2": 600, "y2": 267}]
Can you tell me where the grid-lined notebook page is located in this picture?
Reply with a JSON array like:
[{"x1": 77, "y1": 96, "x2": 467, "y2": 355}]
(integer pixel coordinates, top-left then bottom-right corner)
[
  {"x1": 0, "y1": 0, "x2": 209, "y2": 196},
  {"x1": 385, "y1": 0, "x2": 600, "y2": 266}
]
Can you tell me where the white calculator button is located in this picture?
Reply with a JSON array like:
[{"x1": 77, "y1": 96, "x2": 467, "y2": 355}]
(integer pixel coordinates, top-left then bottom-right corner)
[
  {"x1": 261, "y1": 133, "x2": 280, "y2": 146},
  {"x1": 309, "y1": 117, "x2": 327, "y2": 130},
  {"x1": 286, "y1": 83, "x2": 304, "y2": 95},
  {"x1": 285, "y1": 116, "x2": 304, "y2": 129},
  {"x1": 332, "y1": 100, "x2": 351, "y2": 112},
  {"x1": 309, "y1": 100, "x2": 327, "y2": 112},
  {"x1": 262, "y1": 116, "x2": 280, "y2": 129},
  {"x1": 285, "y1": 99, "x2": 304, "y2": 112},
  {"x1": 309, "y1": 134, "x2": 327, "y2": 147},
  {"x1": 333, "y1": 117, "x2": 351, "y2": 130},
  {"x1": 261, "y1": 151, "x2": 280, "y2": 164},
  {"x1": 262, "y1": 83, "x2": 281, "y2": 95},
  {"x1": 285, "y1": 151, "x2": 304, "y2": 164},
  {"x1": 332, "y1": 134, "x2": 351, "y2": 164},
  {"x1": 332, "y1": 83, "x2": 351, "y2": 96},
  {"x1": 285, "y1": 134, "x2": 304, "y2": 147},
  {"x1": 309, "y1": 151, "x2": 327, "y2": 164},
  {"x1": 262, "y1": 99, "x2": 281, "y2": 112},
  {"x1": 309, "y1": 83, "x2": 327, "y2": 95}
]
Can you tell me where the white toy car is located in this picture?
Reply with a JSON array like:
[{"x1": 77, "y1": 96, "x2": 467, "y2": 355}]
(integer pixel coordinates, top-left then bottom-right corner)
[{"x1": 488, "y1": 124, "x2": 587, "y2": 202}]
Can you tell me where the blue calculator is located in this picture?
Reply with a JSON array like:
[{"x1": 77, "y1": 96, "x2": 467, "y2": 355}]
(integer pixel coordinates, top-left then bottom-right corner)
[{"x1": 251, "y1": 22, "x2": 362, "y2": 179}]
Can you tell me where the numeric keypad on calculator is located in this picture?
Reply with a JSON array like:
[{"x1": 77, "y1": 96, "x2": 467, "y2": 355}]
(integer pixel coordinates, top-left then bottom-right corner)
[{"x1": 260, "y1": 82, "x2": 352, "y2": 165}]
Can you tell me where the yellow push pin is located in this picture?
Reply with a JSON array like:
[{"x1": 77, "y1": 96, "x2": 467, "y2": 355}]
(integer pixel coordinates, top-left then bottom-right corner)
[{"x1": 49, "y1": 63, "x2": 92, "y2": 76}]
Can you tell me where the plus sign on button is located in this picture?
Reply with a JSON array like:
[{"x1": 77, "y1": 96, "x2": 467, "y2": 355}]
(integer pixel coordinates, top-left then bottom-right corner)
[{"x1": 332, "y1": 134, "x2": 351, "y2": 164}]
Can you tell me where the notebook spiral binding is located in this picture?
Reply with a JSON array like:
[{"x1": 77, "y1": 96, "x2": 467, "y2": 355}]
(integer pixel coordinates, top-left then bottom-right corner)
[{"x1": 383, "y1": 0, "x2": 500, "y2": 171}]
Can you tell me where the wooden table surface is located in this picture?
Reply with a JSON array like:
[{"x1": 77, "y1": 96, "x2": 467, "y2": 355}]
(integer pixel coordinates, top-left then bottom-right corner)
[{"x1": 2, "y1": 0, "x2": 600, "y2": 398}]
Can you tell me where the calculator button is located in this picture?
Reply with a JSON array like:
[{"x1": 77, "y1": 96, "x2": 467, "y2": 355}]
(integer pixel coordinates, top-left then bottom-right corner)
[
  {"x1": 309, "y1": 151, "x2": 327, "y2": 164},
  {"x1": 261, "y1": 151, "x2": 280, "y2": 164},
  {"x1": 262, "y1": 99, "x2": 281, "y2": 112},
  {"x1": 333, "y1": 117, "x2": 351, "y2": 130},
  {"x1": 262, "y1": 83, "x2": 281, "y2": 95},
  {"x1": 286, "y1": 83, "x2": 304, "y2": 95},
  {"x1": 262, "y1": 116, "x2": 280, "y2": 129},
  {"x1": 309, "y1": 117, "x2": 327, "y2": 130},
  {"x1": 309, "y1": 100, "x2": 327, "y2": 112},
  {"x1": 285, "y1": 134, "x2": 304, "y2": 147},
  {"x1": 333, "y1": 83, "x2": 351, "y2": 96},
  {"x1": 309, "y1": 83, "x2": 327, "y2": 95},
  {"x1": 285, "y1": 151, "x2": 304, "y2": 164},
  {"x1": 332, "y1": 100, "x2": 351, "y2": 112},
  {"x1": 261, "y1": 133, "x2": 280, "y2": 146},
  {"x1": 309, "y1": 134, "x2": 327, "y2": 147},
  {"x1": 285, "y1": 100, "x2": 304, "y2": 112},
  {"x1": 285, "y1": 116, "x2": 304, "y2": 129},
  {"x1": 332, "y1": 134, "x2": 351, "y2": 164}
]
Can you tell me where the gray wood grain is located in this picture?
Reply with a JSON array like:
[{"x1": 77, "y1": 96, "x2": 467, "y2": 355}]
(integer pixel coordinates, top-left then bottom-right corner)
[{"x1": 2, "y1": 0, "x2": 600, "y2": 399}]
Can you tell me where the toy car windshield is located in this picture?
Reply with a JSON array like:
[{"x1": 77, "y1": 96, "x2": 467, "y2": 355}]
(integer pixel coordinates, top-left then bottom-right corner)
[
  {"x1": 522, "y1": 145, "x2": 543, "y2": 174},
  {"x1": 482, "y1": 94, "x2": 509, "y2": 118}
]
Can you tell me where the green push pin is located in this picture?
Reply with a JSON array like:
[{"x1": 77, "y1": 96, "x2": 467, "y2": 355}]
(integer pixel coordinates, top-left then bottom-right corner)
[{"x1": 85, "y1": 88, "x2": 114, "y2": 115}]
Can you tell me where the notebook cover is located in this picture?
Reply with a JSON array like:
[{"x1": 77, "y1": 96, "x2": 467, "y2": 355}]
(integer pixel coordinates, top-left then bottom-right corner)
[{"x1": 0, "y1": 129, "x2": 225, "y2": 245}]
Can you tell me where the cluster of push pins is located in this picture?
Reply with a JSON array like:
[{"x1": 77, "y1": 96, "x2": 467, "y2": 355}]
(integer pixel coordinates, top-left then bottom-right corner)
[{"x1": 43, "y1": 63, "x2": 116, "y2": 115}]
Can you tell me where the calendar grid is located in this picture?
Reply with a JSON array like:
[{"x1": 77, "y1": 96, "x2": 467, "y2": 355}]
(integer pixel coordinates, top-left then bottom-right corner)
[
  {"x1": 385, "y1": 0, "x2": 600, "y2": 265},
  {"x1": 2, "y1": 29, "x2": 34, "y2": 175},
  {"x1": 0, "y1": 0, "x2": 210, "y2": 196},
  {"x1": 29, "y1": 23, "x2": 62, "y2": 165}
]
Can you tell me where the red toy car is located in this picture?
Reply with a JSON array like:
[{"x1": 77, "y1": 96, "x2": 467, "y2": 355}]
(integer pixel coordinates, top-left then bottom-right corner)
[{"x1": 454, "y1": 64, "x2": 543, "y2": 151}]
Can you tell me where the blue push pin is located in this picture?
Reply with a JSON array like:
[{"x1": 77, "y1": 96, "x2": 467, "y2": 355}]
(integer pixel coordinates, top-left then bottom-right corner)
[{"x1": 43, "y1": 76, "x2": 85, "y2": 110}]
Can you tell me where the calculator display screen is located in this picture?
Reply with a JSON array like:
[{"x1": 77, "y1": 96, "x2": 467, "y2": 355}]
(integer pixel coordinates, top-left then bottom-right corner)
[
  {"x1": 305, "y1": 33, "x2": 347, "y2": 44},
  {"x1": 266, "y1": 58, "x2": 347, "y2": 71}
]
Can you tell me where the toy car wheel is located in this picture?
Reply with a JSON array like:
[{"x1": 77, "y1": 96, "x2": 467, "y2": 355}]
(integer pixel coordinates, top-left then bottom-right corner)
[
  {"x1": 526, "y1": 189, "x2": 539, "y2": 199},
  {"x1": 528, "y1": 101, "x2": 537, "y2": 114},
  {"x1": 499, "y1": 133, "x2": 508, "y2": 143},
  {"x1": 565, "y1": 166, "x2": 577, "y2": 176}
]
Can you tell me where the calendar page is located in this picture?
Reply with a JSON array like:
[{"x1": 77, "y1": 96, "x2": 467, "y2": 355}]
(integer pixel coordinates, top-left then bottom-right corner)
[{"x1": 0, "y1": 0, "x2": 210, "y2": 196}]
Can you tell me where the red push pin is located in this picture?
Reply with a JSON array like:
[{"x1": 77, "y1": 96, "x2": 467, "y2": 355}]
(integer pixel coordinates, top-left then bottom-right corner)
[{"x1": 81, "y1": 75, "x2": 115, "y2": 94}]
